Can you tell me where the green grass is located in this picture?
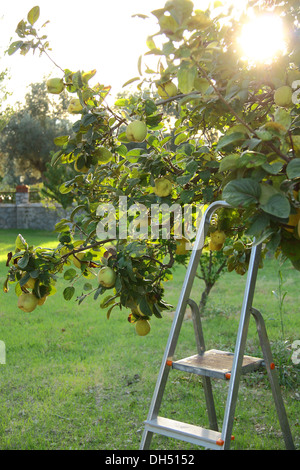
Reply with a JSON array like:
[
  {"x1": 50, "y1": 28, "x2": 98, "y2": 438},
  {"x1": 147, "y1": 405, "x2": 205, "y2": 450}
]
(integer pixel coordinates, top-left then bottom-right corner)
[{"x1": 0, "y1": 229, "x2": 299, "y2": 450}]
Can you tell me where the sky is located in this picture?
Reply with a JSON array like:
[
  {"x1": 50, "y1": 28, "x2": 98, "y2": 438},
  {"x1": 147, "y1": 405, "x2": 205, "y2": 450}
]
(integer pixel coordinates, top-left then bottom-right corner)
[
  {"x1": 0, "y1": 0, "x2": 174, "y2": 105},
  {"x1": 0, "y1": 0, "x2": 279, "y2": 108}
]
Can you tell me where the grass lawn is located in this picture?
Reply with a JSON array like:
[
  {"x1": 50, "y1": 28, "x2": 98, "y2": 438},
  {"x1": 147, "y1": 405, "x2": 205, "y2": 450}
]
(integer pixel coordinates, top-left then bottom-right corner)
[{"x1": 0, "y1": 229, "x2": 299, "y2": 450}]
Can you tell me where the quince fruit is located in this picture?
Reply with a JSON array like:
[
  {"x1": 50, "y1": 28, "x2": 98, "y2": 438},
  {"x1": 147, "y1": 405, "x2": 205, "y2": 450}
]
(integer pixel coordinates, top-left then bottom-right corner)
[
  {"x1": 21, "y1": 275, "x2": 36, "y2": 290},
  {"x1": 291, "y1": 135, "x2": 300, "y2": 152},
  {"x1": 154, "y1": 178, "x2": 173, "y2": 197},
  {"x1": 94, "y1": 147, "x2": 113, "y2": 164},
  {"x1": 135, "y1": 319, "x2": 151, "y2": 336},
  {"x1": 67, "y1": 98, "x2": 83, "y2": 114},
  {"x1": 274, "y1": 86, "x2": 293, "y2": 107},
  {"x1": 175, "y1": 237, "x2": 190, "y2": 255},
  {"x1": 156, "y1": 80, "x2": 178, "y2": 100},
  {"x1": 211, "y1": 230, "x2": 226, "y2": 245},
  {"x1": 71, "y1": 252, "x2": 85, "y2": 268},
  {"x1": 46, "y1": 78, "x2": 64, "y2": 94},
  {"x1": 74, "y1": 159, "x2": 89, "y2": 173},
  {"x1": 18, "y1": 293, "x2": 38, "y2": 313},
  {"x1": 97, "y1": 266, "x2": 116, "y2": 288},
  {"x1": 287, "y1": 69, "x2": 300, "y2": 87},
  {"x1": 285, "y1": 209, "x2": 300, "y2": 232},
  {"x1": 37, "y1": 295, "x2": 48, "y2": 306},
  {"x1": 209, "y1": 240, "x2": 223, "y2": 251},
  {"x1": 126, "y1": 121, "x2": 148, "y2": 143}
]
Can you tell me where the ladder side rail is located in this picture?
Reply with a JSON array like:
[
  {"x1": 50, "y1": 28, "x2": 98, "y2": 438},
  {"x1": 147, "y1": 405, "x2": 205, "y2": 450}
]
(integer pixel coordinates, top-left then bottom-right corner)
[
  {"x1": 250, "y1": 308, "x2": 295, "y2": 450},
  {"x1": 140, "y1": 201, "x2": 230, "y2": 449},
  {"x1": 221, "y1": 242, "x2": 262, "y2": 449}
]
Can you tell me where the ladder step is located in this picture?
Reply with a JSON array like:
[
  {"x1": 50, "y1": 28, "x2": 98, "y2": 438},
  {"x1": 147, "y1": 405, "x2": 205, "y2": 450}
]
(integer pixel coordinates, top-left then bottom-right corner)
[
  {"x1": 171, "y1": 349, "x2": 264, "y2": 380},
  {"x1": 144, "y1": 416, "x2": 225, "y2": 449}
]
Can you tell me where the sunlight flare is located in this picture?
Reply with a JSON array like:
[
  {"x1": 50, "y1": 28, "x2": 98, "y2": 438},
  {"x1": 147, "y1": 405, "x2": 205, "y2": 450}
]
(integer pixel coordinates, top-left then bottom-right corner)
[{"x1": 239, "y1": 14, "x2": 286, "y2": 63}]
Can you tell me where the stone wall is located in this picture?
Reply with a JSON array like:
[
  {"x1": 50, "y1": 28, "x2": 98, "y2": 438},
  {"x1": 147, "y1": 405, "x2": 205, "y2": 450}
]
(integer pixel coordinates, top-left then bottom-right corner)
[
  {"x1": 0, "y1": 185, "x2": 69, "y2": 231},
  {"x1": 0, "y1": 202, "x2": 68, "y2": 231}
]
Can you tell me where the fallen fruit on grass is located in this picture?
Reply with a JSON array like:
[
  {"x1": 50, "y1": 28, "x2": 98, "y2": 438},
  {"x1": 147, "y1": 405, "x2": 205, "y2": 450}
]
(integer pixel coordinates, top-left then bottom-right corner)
[
  {"x1": 274, "y1": 85, "x2": 293, "y2": 107},
  {"x1": 97, "y1": 266, "x2": 116, "y2": 288},
  {"x1": 17, "y1": 293, "x2": 38, "y2": 312},
  {"x1": 135, "y1": 319, "x2": 151, "y2": 336},
  {"x1": 126, "y1": 120, "x2": 148, "y2": 142},
  {"x1": 154, "y1": 177, "x2": 173, "y2": 197},
  {"x1": 46, "y1": 78, "x2": 64, "y2": 94}
]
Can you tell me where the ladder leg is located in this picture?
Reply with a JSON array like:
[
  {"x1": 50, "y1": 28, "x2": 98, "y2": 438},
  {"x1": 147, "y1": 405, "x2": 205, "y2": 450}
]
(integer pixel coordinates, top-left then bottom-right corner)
[
  {"x1": 221, "y1": 243, "x2": 262, "y2": 449},
  {"x1": 250, "y1": 307, "x2": 295, "y2": 450},
  {"x1": 188, "y1": 299, "x2": 218, "y2": 431},
  {"x1": 140, "y1": 202, "x2": 230, "y2": 450}
]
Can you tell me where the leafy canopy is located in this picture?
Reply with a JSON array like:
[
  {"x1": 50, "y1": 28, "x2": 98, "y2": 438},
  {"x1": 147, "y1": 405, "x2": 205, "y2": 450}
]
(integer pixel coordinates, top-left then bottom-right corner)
[{"x1": 3, "y1": 1, "x2": 300, "y2": 327}]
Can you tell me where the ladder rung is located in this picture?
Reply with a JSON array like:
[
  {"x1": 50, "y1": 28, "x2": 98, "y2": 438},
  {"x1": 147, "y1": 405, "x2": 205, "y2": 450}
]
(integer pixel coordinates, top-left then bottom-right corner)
[
  {"x1": 144, "y1": 416, "x2": 225, "y2": 449},
  {"x1": 171, "y1": 349, "x2": 264, "y2": 379}
]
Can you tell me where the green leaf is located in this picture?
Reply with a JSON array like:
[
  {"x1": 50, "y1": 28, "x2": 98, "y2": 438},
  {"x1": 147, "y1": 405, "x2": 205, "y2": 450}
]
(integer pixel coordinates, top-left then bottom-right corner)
[
  {"x1": 54, "y1": 135, "x2": 69, "y2": 147},
  {"x1": 138, "y1": 297, "x2": 153, "y2": 317},
  {"x1": 222, "y1": 178, "x2": 261, "y2": 207},
  {"x1": 17, "y1": 252, "x2": 29, "y2": 269},
  {"x1": 159, "y1": 14, "x2": 179, "y2": 34},
  {"x1": 51, "y1": 150, "x2": 63, "y2": 166},
  {"x1": 174, "y1": 133, "x2": 188, "y2": 145},
  {"x1": 260, "y1": 193, "x2": 290, "y2": 219},
  {"x1": 106, "y1": 303, "x2": 119, "y2": 320},
  {"x1": 180, "y1": 189, "x2": 195, "y2": 203},
  {"x1": 286, "y1": 158, "x2": 300, "y2": 179},
  {"x1": 122, "y1": 77, "x2": 140, "y2": 87},
  {"x1": 63, "y1": 286, "x2": 75, "y2": 301},
  {"x1": 83, "y1": 283, "x2": 93, "y2": 291},
  {"x1": 216, "y1": 133, "x2": 245, "y2": 150},
  {"x1": 27, "y1": 6, "x2": 40, "y2": 25},
  {"x1": 70, "y1": 204, "x2": 86, "y2": 222},
  {"x1": 246, "y1": 213, "x2": 270, "y2": 237},
  {"x1": 219, "y1": 154, "x2": 239, "y2": 172},
  {"x1": 144, "y1": 99, "x2": 157, "y2": 115},
  {"x1": 59, "y1": 182, "x2": 74, "y2": 194},
  {"x1": 100, "y1": 295, "x2": 117, "y2": 309},
  {"x1": 7, "y1": 41, "x2": 23, "y2": 56},
  {"x1": 81, "y1": 114, "x2": 97, "y2": 126},
  {"x1": 177, "y1": 63, "x2": 197, "y2": 94},
  {"x1": 238, "y1": 151, "x2": 267, "y2": 168},
  {"x1": 166, "y1": 0, "x2": 194, "y2": 25},
  {"x1": 63, "y1": 269, "x2": 77, "y2": 281},
  {"x1": 261, "y1": 161, "x2": 283, "y2": 175}
]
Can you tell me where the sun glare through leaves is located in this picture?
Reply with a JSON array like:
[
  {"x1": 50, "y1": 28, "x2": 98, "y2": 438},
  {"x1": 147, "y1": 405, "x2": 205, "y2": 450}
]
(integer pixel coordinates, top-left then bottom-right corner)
[{"x1": 239, "y1": 14, "x2": 286, "y2": 63}]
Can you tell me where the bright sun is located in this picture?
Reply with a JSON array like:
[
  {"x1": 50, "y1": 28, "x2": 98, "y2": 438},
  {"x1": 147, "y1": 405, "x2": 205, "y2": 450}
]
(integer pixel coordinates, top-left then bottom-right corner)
[{"x1": 239, "y1": 14, "x2": 286, "y2": 63}]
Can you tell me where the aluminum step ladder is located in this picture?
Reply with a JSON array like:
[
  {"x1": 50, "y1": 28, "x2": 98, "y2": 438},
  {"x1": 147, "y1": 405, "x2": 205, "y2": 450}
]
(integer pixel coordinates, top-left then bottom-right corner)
[{"x1": 140, "y1": 201, "x2": 295, "y2": 450}]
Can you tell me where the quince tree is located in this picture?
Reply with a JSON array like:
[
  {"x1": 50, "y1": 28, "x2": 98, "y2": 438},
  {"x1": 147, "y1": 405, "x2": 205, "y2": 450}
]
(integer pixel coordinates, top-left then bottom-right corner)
[{"x1": 3, "y1": 1, "x2": 300, "y2": 334}]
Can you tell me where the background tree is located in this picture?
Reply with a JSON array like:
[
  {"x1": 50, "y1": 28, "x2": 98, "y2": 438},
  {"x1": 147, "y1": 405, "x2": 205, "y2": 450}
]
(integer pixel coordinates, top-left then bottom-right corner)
[{"x1": 0, "y1": 81, "x2": 72, "y2": 185}]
